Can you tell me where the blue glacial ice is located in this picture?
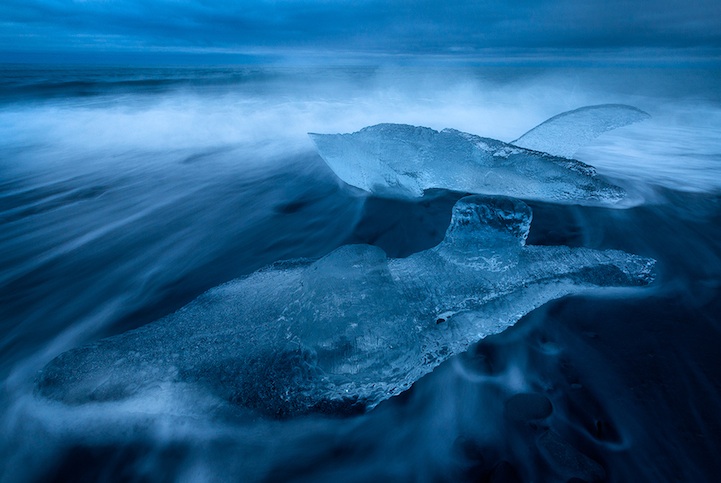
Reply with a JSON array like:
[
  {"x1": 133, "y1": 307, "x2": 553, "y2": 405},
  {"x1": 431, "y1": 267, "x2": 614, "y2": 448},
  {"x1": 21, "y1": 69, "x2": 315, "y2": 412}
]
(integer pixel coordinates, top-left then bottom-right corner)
[
  {"x1": 309, "y1": 105, "x2": 649, "y2": 203},
  {"x1": 511, "y1": 104, "x2": 650, "y2": 158},
  {"x1": 36, "y1": 196, "x2": 655, "y2": 416}
]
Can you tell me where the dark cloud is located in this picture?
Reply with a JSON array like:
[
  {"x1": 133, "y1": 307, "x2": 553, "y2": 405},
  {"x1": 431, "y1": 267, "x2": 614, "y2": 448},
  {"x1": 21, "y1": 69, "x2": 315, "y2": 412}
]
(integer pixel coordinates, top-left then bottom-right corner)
[{"x1": 1, "y1": 0, "x2": 719, "y2": 60}]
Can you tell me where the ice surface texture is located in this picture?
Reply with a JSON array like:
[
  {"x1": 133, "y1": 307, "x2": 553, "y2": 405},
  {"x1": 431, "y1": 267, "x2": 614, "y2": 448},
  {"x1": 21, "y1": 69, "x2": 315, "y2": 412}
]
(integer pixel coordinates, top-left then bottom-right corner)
[
  {"x1": 36, "y1": 196, "x2": 655, "y2": 416},
  {"x1": 309, "y1": 124, "x2": 623, "y2": 203},
  {"x1": 309, "y1": 105, "x2": 648, "y2": 202},
  {"x1": 512, "y1": 104, "x2": 650, "y2": 158}
]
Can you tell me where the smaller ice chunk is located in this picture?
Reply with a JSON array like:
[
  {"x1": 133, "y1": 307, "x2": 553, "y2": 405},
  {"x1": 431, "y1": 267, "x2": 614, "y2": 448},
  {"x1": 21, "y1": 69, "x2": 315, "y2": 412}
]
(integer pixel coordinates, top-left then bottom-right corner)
[
  {"x1": 310, "y1": 123, "x2": 625, "y2": 203},
  {"x1": 36, "y1": 196, "x2": 655, "y2": 416},
  {"x1": 512, "y1": 104, "x2": 650, "y2": 158}
]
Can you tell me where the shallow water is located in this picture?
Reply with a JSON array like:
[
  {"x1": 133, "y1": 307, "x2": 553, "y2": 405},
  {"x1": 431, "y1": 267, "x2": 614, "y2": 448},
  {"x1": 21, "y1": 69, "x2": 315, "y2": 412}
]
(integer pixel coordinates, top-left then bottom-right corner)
[{"x1": 1, "y1": 64, "x2": 720, "y2": 481}]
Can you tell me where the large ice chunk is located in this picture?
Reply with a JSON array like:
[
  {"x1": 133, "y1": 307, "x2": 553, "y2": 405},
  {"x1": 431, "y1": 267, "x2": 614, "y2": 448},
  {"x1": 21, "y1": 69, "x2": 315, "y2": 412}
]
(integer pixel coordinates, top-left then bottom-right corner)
[
  {"x1": 36, "y1": 196, "x2": 655, "y2": 416},
  {"x1": 309, "y1": 124, "x2": 625, "y2": 203},
  {"x1": 512, "y1": 104, "x2": 650, "y2": 158}
]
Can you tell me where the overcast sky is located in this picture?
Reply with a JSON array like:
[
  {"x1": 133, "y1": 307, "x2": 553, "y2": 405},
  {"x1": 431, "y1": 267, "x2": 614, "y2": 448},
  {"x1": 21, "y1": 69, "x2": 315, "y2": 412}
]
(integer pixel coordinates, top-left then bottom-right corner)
[{"x1": 1, "y1": 0, "x2": 720, "y2": 62}]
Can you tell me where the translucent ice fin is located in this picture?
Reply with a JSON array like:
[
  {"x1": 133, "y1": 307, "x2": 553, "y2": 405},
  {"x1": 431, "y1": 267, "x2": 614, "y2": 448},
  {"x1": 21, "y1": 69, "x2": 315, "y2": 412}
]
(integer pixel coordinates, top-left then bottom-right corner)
[
  {"x1": 36, "y1": 196, "x2": 655, "y2": 416},
  {"x1": 512, "y1": 104, "x2": 650, "y2": 158},
  {"x1": 310, "y1": 123, "x2": 625, "y2": 204}
]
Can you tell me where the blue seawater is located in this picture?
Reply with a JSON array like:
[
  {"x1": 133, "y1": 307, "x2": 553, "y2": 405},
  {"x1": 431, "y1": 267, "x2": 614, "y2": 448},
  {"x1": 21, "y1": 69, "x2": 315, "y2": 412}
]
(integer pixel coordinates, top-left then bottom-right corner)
[{"x1": 1, "y1": 64, "x2": 721, "y2": 482}]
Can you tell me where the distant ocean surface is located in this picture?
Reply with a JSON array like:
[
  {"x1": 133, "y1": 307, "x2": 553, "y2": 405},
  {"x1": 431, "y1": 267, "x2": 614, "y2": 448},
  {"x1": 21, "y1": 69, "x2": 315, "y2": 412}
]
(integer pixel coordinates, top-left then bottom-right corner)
[{"x1": 1, "y1": 63, "x2": 721, "y2": 481}]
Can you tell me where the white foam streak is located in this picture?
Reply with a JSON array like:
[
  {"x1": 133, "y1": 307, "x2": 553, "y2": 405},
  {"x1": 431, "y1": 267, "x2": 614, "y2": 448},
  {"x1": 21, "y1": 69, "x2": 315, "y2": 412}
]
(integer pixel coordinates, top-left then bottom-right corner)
[
  {"x1": 2, "y1": 69, "x2": 719, "y2": 195},
  {"x1": 578, "y1": 104, "x2": 721, "y2": 192}
]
